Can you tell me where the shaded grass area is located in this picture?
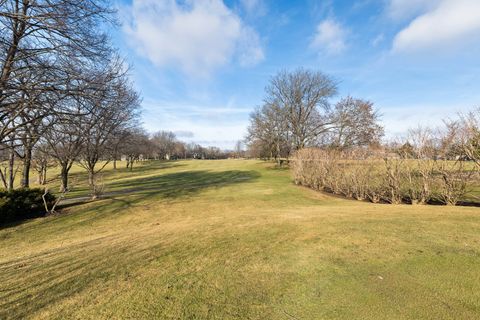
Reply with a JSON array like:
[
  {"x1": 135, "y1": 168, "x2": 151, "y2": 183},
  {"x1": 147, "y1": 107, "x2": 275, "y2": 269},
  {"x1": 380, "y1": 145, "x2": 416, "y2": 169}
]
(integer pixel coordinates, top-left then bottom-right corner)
[
  {"x1": 106, "y1": 169, "x2": 261, "y2": 198},
  {"x1": 1, "y1": 160, "x2": 480, "y2": 319},
  {"x1": 50, "y1": 160, "x2": 189, "y2": 200}
]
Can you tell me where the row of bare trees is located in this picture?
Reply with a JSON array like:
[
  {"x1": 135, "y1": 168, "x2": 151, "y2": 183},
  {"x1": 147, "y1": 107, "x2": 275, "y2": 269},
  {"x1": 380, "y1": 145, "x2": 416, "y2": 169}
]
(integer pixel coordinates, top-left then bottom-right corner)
[
  {"x1": 292, "y1": 111, "x2": 480, "y2": 206},
  {"x1": 246, "y1": 68, "x2": 384, "y2": 159},
  {"x1": 122, "y1": 129, "x2": 236, "y2": 166},
  {"x1": 1, "y1": 0, "x2": 114, "y2": 143},
  {"x1": 0, "y1": 0, "x2": 142, "y2": 199},
  {"x1": 0, "y1": 124, "x2": 240, "y2": 196}
]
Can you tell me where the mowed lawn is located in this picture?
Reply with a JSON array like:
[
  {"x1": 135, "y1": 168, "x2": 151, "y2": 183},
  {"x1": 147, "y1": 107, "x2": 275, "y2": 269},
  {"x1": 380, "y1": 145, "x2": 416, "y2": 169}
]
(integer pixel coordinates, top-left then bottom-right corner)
[{"x1": 1, "y1": 160, "x2": 480, "y2": 319}]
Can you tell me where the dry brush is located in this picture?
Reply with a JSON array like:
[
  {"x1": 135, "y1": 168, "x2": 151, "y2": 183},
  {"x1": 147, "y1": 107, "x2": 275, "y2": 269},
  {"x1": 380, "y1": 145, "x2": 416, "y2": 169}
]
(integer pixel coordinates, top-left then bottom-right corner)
[{"x1": 292, "y1": 148, "x2": 479, "y2": 206}]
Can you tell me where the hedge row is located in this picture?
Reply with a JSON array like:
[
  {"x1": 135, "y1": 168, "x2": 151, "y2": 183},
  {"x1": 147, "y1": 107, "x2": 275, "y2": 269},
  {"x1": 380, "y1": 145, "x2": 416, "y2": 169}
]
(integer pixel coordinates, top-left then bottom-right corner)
[
  {"x1": 292, "y1": 148, "x2": 479, "y2": 205},
  {"x1": 0, "y1": 188, "x2": 56, "y2": 224}
]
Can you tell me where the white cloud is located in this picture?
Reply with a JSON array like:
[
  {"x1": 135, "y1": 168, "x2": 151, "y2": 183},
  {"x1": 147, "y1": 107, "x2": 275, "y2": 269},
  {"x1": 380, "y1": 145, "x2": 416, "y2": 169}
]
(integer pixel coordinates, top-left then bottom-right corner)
[
  {"x1": 392, "y1": 0, "x2": 480, "y2": 52},
  {"x1": 122, "y1": 0, "x2": 264, "y2": 77},
  {"x1": 237, "y1": 26, "x2": 264, "y2": 66},
  {"x1": 386, "y1": 0, "x2": 440, "y2": 21},
  {"x1": 311, "y1": 19, "x2": 347, "y2": 55}
]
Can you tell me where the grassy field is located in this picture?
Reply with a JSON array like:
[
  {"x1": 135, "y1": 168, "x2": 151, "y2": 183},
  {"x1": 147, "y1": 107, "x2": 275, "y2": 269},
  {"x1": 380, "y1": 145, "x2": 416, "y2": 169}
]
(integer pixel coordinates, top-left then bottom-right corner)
[{"x1": 1, "y1": 160, "x2": 480, "y2": 319}]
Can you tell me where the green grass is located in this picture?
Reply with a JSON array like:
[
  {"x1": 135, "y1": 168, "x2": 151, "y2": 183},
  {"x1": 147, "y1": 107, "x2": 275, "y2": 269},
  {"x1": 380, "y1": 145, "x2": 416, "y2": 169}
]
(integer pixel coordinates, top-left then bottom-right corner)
[{"x1": 1, "y1": 160, "x2": 480, "y2": 319}]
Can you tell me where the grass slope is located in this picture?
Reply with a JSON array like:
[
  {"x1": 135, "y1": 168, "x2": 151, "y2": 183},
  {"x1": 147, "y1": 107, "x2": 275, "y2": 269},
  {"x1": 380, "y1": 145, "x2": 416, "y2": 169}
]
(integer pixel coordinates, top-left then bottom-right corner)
[{"x1": 1, "y1": 160, "x2": 480, "y2": 319}]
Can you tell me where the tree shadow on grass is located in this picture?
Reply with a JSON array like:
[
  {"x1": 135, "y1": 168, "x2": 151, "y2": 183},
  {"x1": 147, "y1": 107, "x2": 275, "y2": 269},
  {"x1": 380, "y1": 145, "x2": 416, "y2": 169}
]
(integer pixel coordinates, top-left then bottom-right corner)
[
  {"x1": 1, "y1": 169, "x2": 260, "y2": 230},
  {"x1": 0, "y1": 235, "x2": 165, "y2": 318},
  {"x1": 106, "y1": 169, "x2": 261, "y2": 200},
  {"x1": 98, "y1": 160, "x2": 188, "y2": 177},
  {"x1": 0, "y1": 170, "x2": 262, "y2": 317},
  {"x1": 57, "y1": 161, "x2": 188, "y2": 196},
  {"x1": 65, "y1": 169, "x2": 261, "y2": 204}
]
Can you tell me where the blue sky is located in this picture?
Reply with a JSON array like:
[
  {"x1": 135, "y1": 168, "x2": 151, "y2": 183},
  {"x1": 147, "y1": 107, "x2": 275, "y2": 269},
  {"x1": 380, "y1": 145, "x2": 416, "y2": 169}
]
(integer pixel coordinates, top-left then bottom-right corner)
[{"x1": 113, "y1": 0, "x2": 480, "y2": 149}]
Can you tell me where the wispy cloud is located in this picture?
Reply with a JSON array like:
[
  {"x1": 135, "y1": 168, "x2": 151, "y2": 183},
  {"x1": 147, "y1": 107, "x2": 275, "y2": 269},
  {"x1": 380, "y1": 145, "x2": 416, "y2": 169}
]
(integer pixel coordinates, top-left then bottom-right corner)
[
  {"x1": 121, "y1": 0, "x2": 264, "y2": 77},
  {"x1": 386, "y1": 0, "x2": 440, "y2": 21},
  {"x1": 371, "y1": 33, "x2": 385, "y2": 47},
  {"x1": 310, "y1": 18, "x2": 347, "y2": 55},
  {"x1": 240, "y1": 0, "x2": 267, "y2": 17}
]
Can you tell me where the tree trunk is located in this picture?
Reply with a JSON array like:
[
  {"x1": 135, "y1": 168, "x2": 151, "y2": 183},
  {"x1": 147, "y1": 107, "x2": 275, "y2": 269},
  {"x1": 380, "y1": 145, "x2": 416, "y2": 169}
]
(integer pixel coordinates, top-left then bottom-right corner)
[
  {"x1": 276, "y1": 141, "x2": 281, "y2": 166},
  {"x1": 37, "y1": 171, "x2": 42, "y2": 184},
  {"x1": 21, "y1": 147, "x2": 32, "y2": 188},
  {"x1": 38, "y1": 165, "x2": 47, "y2": 185},
  {"x1": 113, "y1": 158, "x2": 117, "y2": 169},
  {"x1": 60, "y1": 165, "x2": 69, "y2": 192},
  {"x1": 8, "y1": 148, "x2": 15, "y2": 191},
  {"x1": 42, "y1": 166, "x2": 47, "y2": 185},
  {"x1": 88, "y1": 170, "x2": 97, "y2": 199},
  {"x1": 88, "y1": 171, "x2": 94, "y2": 189},
  {"x1": 0, "y1": 168, "x2": 7, "y2": 189},
  {"x1": 129, "y1": 158, "x2": 134, "y2": 171}
]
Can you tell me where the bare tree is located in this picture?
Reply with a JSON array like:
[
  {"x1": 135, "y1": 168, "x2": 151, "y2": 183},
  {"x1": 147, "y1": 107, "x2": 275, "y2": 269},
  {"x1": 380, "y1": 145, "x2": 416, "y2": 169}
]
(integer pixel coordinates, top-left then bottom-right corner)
[
  {"x1": 0, "y1": 137, "x2": 20, "y2": 190},
  {"x1": 152, "y1": 131, "x2": 177, "y2": 160},
  {"x1": 328, "y1": 96, "x2": 384, "y2": 149},
  {"x1": 15, "y1": 106, "x2": 55, "y2": 188},
  {"x1": 265, "y1": 68, "x2": 338, "y2": 150},
  {"x1": 32, "y1": 143, "x2": 55, "y2": 185},
  {"x1": 44, "y1": 101, "x2": 86, "y2": 192},
  {"x1": 247, "y1": 70, "x2": 383, "y2": 158},
  {"x1": 204, "y1": 146, "x2": 224, "y2": 159},
  {"x1": 77, "y1": 61, "x2": 141, "y2": 198},
  {"x1": 121, "y1": 129, "x2": 151, "y2": 171},
  {"x1": 173, "y1": 141, "x2": 187, "y2": 160},
  {"x1": 185, "y1": 143, "x2": 205, "y2": 159},
  {"x1": 0, "y1": 0, "x2": 114, "y2": 143},
  {"x1": 246, "y1": 102, "x2": 290, "y2": 161}
]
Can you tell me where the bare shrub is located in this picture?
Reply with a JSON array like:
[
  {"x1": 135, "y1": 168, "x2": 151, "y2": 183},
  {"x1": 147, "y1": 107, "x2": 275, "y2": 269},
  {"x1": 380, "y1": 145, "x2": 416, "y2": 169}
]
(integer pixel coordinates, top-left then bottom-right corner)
[
  {"x1": 403, "y1": 128, "x2": 436, "y2": 204},
  {"x1": 365, "y1": 179, "x2": 384, "y2": 203},
  {"x1": 42, "y1": 178, "x2": 77, "y2": 215},
  {"x1": 433, "y1": 160, "x2": 475, "y2": 205},
  {"x1": 338, "y1": 163, "x2": 354, "y2": 198},
  {"x1": 350, "y1": 162, "x2": 371, "y2": 201},
  {"x1": 325, "y1": 158, "x2": 342, "y2": 194},
  {"x1": 452, "y1": 108, "x2": 480, "y2": 169},
  {"x1": 360, "y1": 156, "x2": 385, "y2": 203},
  {"x1": 292, "y1": 148, "x2": 341, "y2": 192},
  {"x1": 383, "y1": 158, "x2": 404, "y2": 204},
  {"x1": 292, "y1": 139, "x2": 478, "y2": 206},
  {"x1": 402, "y1": 160, "x2": 432, "y2": 205},
  {"x1": 90, "y1": 174, "x2": 106, "y2": 200}
]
